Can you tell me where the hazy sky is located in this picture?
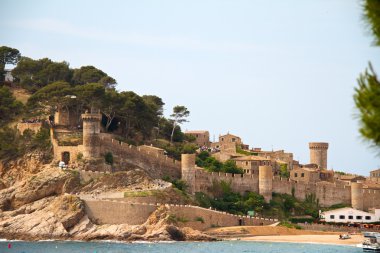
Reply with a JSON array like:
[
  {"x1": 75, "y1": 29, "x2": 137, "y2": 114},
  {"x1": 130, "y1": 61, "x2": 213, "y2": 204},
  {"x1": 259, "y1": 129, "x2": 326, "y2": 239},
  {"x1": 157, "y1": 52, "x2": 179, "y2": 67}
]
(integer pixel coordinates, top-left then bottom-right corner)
[{"x1": 1, "y1": 0, "x2": 379, "y2": 175}]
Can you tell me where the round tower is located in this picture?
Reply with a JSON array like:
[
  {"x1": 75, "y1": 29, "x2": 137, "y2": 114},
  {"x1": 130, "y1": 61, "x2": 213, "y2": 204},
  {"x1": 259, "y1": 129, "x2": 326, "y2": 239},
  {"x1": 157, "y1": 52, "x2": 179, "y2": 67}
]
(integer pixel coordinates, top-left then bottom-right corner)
[
  {"x1": 351, "y1": 182, "x2": 364, "y2": 210},
  {"x1": 82, "y1": 112, "x2": 102, "y2": 159},
  {"x1": 181, "y1": 154, "x2": 196, "y2": 194},
  {"x1": 309, "y1": 142, "x2": 329, "y2": 169},
  {"x1": 259, "y1": 165, "x2": 273, "y2": 202}
]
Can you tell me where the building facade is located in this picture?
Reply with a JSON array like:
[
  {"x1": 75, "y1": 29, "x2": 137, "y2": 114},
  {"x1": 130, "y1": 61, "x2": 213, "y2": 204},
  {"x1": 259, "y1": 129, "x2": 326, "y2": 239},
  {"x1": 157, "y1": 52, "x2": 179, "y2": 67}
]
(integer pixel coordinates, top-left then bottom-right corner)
[{"x1": 320, "y1": 207, "x2": 380, "y2": 223}]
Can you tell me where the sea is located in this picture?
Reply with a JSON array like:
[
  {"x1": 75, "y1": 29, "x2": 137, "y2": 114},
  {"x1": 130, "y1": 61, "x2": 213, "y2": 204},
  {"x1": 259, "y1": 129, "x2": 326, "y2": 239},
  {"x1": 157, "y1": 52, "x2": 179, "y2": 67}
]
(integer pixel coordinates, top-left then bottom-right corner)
[{"x1": 0, "y1": 240, "x2": 362, "y2": 253}]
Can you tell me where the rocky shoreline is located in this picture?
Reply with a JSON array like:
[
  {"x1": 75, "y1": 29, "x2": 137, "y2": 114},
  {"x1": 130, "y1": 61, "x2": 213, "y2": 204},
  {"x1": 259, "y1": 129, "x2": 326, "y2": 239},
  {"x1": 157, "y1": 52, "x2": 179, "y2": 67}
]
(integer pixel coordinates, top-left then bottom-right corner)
[{"x1": 0, "y1": 155, "x2": 215, "y2": 242}]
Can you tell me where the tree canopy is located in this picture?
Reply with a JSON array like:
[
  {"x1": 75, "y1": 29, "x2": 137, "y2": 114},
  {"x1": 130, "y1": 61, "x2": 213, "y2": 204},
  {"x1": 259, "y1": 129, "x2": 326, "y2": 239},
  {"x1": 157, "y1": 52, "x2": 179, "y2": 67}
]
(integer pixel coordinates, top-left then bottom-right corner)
[
  {"x1": 170, "y1": 105, "x2": 190, "y2": 143},
  {"x1": 0, "y1": 46, "x2": 21, "y2": 82},
  {"x1": 354, "y1": 63, "x2": 380, "y2": 146},
  {"x1": 354, "y1": 0, "x2": 380, "y2": 149},
  {"x1": 0, "y1": 86, "x2": 23, "y2": 125},
  {"x1": 12, "y1": 58, "x2": 116, "y2": 92}
]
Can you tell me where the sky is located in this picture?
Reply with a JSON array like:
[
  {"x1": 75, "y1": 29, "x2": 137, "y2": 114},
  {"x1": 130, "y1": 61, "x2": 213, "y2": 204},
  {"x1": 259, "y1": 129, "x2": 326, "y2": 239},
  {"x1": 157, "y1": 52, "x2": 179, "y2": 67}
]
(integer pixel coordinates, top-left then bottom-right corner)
[{"x1": 1, "y1": 0, "x2": 379, "y2": 175}]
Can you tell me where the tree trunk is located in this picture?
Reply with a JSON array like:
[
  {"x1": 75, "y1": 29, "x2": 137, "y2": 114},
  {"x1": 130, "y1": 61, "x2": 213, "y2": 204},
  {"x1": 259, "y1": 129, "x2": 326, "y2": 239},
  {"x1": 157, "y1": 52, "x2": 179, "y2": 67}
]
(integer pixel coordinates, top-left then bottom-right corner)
[{"x1": 170, "y1": 121, "x2": 176, "y2": 143}]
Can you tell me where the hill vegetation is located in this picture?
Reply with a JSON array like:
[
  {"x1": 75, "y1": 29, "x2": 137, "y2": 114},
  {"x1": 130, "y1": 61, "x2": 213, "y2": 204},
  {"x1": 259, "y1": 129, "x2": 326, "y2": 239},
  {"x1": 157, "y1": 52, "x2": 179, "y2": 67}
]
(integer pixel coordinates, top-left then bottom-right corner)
[{"x1": 0, "y1": 45, "x2": 194, "y2": 161}]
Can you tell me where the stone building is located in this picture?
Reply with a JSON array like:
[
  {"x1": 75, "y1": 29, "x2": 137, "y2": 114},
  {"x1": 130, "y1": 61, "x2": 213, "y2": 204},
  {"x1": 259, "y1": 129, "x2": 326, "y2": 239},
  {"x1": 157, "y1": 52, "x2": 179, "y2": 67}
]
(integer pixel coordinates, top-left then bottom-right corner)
[
  {"x1": 184, "y1": 130, "x2": 210, "y2": 147},
  {"x1": 370, "y1": 169, "x2": 380, "y2": 179},
  {"x1": 54, "y1": 106, "x2": 81, "y2": 127},
  {"x1": 233, "y1": 156, "x2": 272, "y2": 175},
  {"x1": 254, "y1": 149, "x2": 294, "y2": 170},
  {"x1": 309, "y1": 142, "x2": 329, "y2": 169},
  {"x1": 290, "y1": 167, "x2": 320, "y2": 183}
]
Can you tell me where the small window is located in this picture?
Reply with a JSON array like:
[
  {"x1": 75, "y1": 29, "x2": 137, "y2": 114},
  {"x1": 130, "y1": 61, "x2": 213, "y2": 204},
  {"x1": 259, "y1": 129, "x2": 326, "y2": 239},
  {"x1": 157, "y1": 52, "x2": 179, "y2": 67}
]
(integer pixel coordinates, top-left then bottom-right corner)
[
  {"x1": 339, "y1": 215, "x2": 345, "y2": 219},
  {"x1": 348, "y1": 215, "x2": 353, "y2": 220},
  {"x1": 356, "y1": 216, "x2": 362, "y2": 220},
  {"x1": 221, "y1": 138, "x2": 224, "y2": 141},
  {"x1": 232, "y1": 138, "x2": 236, "y2": 142},
  {"x1": 301, "y1": 173, "x2": 305, "y2": 177},
  {"x1": 365, "y1": 216, "x2": 371, "y2": 220},
  {"x1": 196, "y1": 134, "x2": 199, "y2": 137},
  {"x1": 246, "y1": 162, "x2": 248, "y2": 166},
  {"x1": 330, "y1": 215, "x2": 335, "y2": 219},
  {"x1": 295, "y1": 173, "x2": 298, "y2": 177}
]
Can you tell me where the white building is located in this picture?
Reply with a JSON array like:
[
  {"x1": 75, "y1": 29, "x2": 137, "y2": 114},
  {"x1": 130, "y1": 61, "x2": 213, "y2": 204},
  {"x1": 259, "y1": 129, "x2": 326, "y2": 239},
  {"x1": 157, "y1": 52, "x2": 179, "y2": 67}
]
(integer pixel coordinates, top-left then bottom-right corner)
[{"x1": 320, "y1": 207, "x2": 380, "y2": 223}]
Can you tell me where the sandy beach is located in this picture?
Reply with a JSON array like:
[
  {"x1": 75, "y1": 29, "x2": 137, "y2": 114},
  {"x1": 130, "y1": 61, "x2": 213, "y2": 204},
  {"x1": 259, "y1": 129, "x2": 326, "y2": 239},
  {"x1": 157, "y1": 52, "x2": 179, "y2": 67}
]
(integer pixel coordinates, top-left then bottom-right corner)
[
  {"x1": 241, "y1": 234, "x2": 363, "y2": 246},
  {"x1": 206, "y1": 226, "x2": 364, "y2": 246}
]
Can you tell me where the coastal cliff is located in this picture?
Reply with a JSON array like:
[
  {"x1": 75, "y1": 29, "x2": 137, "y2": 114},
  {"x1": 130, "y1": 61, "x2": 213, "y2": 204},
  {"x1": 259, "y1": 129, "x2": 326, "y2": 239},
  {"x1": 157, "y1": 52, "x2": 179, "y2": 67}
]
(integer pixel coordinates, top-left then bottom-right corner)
[{"x1": 0, "y1": 155, "x2": 214, "y2": 241}]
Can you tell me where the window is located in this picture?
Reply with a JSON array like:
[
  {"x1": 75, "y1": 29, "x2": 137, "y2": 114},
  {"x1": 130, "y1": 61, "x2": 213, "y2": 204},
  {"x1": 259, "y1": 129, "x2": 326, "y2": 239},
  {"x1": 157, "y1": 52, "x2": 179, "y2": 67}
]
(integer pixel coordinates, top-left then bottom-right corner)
[
  {"x1": 295, "y1": 173, "x2": 298, "y2": 177},
  {"x1": 221, "y1": 138, "x2": 224, "y2": 141},
  {"x1": 301, "y1": 173, "x2": 305, "y2": 177},
  {"x1": 330, "y1": 215, "x2": 335, "y2": 219},
  {"x1": 356, "y1": 216, "x2": 362, "y2": 220},
  {"x1": 232, "y1": 138, "x2": 236, "y2": 142},
  {"x1": 348, "y1": 216, "x2": 353, "y2": 220},
  {"x1": 196, "y1": 134, "x2": 199, "y2": 137},
  {"x1": 365, "y1": 216, "x2": 371, "y2": 220},
  {"x1": 246, "y1": 162, "x2": 248, "y2": 166},
  {"x1": 339, "y1": 215, "x2": 345, "y2": 219}
]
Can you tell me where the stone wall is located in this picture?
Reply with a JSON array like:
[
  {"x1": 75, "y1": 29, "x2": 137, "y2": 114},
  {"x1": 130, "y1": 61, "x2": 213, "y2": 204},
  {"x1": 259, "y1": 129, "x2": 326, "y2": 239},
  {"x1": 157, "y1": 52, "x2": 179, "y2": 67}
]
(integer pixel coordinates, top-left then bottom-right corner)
[
  {"x1": 190, "y1": 168, "x2": 377, "y2": 209},
  {"x1": 84, "y1": 200, "x2": 277, "y2": 230},
  {"x1": 79, "y1": 169, "x2": 110, "y2": 182},
  {"x1": 16, "y1": 122, "x2": 42, "y2": 135},
  {"x1": 99, "y1": 135, "x2": 181, "y2": 179},
  {"x1": 51, "y1": 129, "x2": 82, "y2": 164},
  {"x1": 363, "y1": 188, "x2": 380, "y2": 210}
]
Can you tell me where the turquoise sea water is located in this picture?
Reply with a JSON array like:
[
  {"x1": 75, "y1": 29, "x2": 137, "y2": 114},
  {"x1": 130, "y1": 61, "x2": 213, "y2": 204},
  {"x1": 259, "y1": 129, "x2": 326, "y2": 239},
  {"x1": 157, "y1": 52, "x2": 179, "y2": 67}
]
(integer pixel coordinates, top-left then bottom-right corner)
[{"x1": 0, "y1": 241, "x2": 362, "y2": 253}]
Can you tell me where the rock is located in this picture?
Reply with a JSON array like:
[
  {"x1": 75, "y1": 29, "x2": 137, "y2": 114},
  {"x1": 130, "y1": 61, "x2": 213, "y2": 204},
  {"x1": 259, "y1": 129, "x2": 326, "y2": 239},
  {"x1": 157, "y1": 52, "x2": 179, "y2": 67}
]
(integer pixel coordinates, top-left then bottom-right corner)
[
  {"x1": 0, "y1": 195, "x2": 85, "y2": 239},
  {"x1": 0, "y1": 167, "x2": 80, "y2": 210}
]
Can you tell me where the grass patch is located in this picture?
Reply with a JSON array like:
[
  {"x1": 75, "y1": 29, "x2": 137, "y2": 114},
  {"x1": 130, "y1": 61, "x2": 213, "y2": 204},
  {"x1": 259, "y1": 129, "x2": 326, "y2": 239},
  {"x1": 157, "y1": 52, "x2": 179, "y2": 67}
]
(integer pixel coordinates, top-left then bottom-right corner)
[
  {"x1": 279, "y1": 221, "x2": 302, "y2": 230},
  {"x1": 124, "y1": 190, "x2": 162, "y2": 197}
]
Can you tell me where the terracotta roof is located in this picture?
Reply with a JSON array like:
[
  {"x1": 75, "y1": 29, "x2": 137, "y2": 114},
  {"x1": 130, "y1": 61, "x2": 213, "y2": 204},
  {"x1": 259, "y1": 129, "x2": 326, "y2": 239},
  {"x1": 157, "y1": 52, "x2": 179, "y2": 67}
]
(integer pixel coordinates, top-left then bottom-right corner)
[
  {"x1": 185, "y1": 130, "x2": 209, "y2": 134},
  {"x1": 340, "y1": 175, "x2": 365, "y2": 181},
  {"x1": 220, "y1": 133, "x2": 241, "y2": 139},
  {"x1": 233, "y1": 156, "x2": 271, "y2": 161}
]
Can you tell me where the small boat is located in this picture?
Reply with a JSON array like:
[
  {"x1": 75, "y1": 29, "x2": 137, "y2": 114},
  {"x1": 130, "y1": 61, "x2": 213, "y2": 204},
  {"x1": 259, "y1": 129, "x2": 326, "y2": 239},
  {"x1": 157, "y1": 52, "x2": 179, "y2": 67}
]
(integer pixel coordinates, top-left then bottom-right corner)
[
  {"x1": 362, "y1": 232, "x2": 380, "y2": 252},
  {"x1": 339, "y1": 234, "x2": 351, "y2": 240}
]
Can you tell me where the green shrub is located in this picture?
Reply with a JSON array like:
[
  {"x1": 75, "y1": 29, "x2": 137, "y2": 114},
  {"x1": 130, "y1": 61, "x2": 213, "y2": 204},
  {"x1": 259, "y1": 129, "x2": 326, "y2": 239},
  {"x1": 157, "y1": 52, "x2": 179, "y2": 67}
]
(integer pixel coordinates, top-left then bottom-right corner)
[
  {"x1": 77, "y1": 152, "x2": 83, "y2": 160},
  {"x1": 195, "y1": 216, "x2": 205, "y2": 223},
  {"x1": 104, "y1": 152, "x2": 113, "y2": 165}
]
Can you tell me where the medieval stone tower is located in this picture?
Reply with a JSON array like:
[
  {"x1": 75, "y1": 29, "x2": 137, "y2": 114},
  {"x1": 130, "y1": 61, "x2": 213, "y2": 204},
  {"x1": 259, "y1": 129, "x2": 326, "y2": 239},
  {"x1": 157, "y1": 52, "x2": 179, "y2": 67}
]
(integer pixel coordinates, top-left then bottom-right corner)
[
  {"x1": 181, "y1": 154, "x2": 196, "y2": 194},
  {"x1": 82, "y1": 111, "x2": 102, "y2": 159},
  {"x1": 351, "y1": 182, "x2": 364, "y2": 210},
  {"x1": 259, "y1": 165, "x2": 273, "y2": 202},
  {"x1": 309, "y1": 142, "x2": 329, "y2": 169}
]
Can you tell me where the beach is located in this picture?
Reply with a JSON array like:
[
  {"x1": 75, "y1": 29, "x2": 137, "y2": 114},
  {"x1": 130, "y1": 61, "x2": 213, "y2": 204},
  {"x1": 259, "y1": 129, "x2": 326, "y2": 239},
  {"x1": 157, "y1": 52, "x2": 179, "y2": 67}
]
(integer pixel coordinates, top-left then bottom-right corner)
[
  {"x1": 242, "y1": 234, "x2": 363, "y2": 246},
  {"x1": 206, "y1": 226, "x2": 364, "y2": 246}
]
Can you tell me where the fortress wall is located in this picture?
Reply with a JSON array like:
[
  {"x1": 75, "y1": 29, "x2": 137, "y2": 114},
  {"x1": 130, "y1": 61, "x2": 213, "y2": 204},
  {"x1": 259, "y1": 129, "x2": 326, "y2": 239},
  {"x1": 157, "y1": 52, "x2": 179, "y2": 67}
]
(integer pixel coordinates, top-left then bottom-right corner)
[
  {"x1": 16, "y1": 122, "x2": 42, "y2": 134},
  {"x1": 315, "y1": 183, "x2": 351, "y2": 207},
  {"x1": 99, "y1": 136, "x2": 181, "y2": 179},
  {"x1": 363, "y1": 189, "x2": 380, "y2": 210},
  {"x1": 194, "y1": 170, "x2": 212, "y2": 192},
  {"x1": 169, "y1": 205, "x2": 275, "y2": 231},
  {"x1": 272, "y1": 177, "x2": 294, "y2": 196},
  {"x1": 85, "y1": 200, "x2": 157, "y2": 225},
  {"x1": 84, "y1": 200, "x2": 277, "y2": 230},
  {"x1": 192, "y1": 168, "x2": 354, "y2": 208},
  {"x1": 194, "y1": 170, "x2": 259, "y2": 195},
  {"x1": 79, "y1": 169, "x2": 110, "y2": 182}
]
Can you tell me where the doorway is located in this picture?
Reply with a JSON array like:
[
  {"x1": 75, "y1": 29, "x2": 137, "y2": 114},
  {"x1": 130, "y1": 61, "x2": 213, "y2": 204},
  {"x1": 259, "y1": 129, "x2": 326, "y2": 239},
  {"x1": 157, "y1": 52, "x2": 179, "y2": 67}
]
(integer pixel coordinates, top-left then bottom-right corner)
[{"x1": 62, "y1": 152, "x2": 70, "y2": 164}]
